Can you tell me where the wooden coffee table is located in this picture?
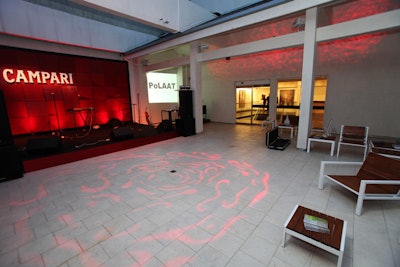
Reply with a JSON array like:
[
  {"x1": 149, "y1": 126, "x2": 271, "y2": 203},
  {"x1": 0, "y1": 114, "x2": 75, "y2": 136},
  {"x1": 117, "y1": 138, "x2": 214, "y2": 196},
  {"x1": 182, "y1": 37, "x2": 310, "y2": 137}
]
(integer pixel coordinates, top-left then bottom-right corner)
[{"x1": 283, "y1": 205, "x2": 347, "y2": 267}]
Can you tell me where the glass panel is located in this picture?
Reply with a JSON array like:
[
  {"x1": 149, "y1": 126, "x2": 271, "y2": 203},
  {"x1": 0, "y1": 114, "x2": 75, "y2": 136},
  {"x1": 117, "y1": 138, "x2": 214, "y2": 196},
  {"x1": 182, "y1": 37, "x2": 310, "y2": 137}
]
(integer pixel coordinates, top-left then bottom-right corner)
[
  {"x1": 276, "y1": 78, "x2": 327, "y2": 127},
  {"x1": 312, "y1": 79, "x2": 327, "y2": 129},
  {"x1": 277, "y1": 80, "x2": 301, "y2": 123},
  {"x1": 236, "y1": 87, "x2": 253, "y2": 124},
  {"x1": 235, "y1": 85, "x2": 270, "y2": 125},
  {"x1": 252, "y1": 86, "x2": 270, "y2": 125}
]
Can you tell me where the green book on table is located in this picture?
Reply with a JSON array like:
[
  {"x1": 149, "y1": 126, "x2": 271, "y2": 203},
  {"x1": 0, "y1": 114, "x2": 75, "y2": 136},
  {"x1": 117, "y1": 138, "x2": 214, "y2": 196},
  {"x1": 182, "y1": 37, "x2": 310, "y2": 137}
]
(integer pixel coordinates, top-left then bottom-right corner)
[{"x1": 303, "y1": 214, "x2": 330, "y2": 234}]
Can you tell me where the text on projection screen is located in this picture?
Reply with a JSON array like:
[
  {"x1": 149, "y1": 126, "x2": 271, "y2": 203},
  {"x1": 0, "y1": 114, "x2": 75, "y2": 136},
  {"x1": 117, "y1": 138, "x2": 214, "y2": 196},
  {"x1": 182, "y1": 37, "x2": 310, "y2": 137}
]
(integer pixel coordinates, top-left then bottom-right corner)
[{"x1": 147, "y1": 72, "x2": 178, "y2": 103}]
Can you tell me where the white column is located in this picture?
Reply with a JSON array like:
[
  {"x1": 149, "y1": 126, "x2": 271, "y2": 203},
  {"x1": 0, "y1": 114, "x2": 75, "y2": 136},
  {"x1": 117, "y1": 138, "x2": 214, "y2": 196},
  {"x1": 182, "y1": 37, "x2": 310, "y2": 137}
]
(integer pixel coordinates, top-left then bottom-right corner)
[
  {"x1": 297, "y1": 7, "x2": 318, "y2": 150},
  {"x1": 269, "y1": 79, "x2": 278, "y2": 124},
  {"x1": 128, "y1": 58, "x2": 148, "y2": 124},
  {"x1": 190, "y1": 42, "x2": 203, "y2": 133},
  {"x1": 128, "y1": 59, "x2": 139, "y2": 123}
]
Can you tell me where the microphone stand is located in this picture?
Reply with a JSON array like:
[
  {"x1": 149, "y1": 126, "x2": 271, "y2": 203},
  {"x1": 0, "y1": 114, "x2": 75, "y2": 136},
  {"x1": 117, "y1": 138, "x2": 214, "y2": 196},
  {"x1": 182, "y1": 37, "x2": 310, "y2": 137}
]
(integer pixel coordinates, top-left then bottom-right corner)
[
  {"x1": 132, "y1": 103, "x2": 136, "y2": 123},
  {"x1": 137, "y1": 93, "x2": 140, "y2": 124},
  {"x1": 51, "y1": 92, "x2": 63, "y2": 137}
]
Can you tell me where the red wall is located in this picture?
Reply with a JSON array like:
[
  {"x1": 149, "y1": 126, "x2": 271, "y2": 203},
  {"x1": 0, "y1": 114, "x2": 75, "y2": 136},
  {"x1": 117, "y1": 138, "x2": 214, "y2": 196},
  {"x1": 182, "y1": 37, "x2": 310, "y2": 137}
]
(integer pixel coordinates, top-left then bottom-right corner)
[{"x1": 0, "y1": 46, "x2": 131, "y2": 135}]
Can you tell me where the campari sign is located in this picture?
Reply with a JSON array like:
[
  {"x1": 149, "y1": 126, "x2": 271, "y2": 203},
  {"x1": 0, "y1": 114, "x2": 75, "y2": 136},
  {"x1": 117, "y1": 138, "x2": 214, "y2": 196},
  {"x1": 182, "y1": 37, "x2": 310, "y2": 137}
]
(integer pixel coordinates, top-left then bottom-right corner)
[{"x1": 2, "y1": 68, "x2": 74, "y2": 85}]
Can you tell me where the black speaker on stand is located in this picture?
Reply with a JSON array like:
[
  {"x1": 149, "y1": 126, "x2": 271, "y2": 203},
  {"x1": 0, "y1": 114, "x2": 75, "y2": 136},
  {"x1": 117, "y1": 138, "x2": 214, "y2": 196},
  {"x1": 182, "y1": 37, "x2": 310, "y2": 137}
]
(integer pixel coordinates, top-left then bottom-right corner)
[
  {"x1": 0, "y1": 90, "x2": 24, "y2": 182},
  {"x1": 178, "y1": 87, "x2": 193, "y2": 119},
  {"x1": 176, "y1": 87, "x2": 195, "y2": 136},
  {"x1": 0, "y1": 90, "x2": 13, "y2": 147}
]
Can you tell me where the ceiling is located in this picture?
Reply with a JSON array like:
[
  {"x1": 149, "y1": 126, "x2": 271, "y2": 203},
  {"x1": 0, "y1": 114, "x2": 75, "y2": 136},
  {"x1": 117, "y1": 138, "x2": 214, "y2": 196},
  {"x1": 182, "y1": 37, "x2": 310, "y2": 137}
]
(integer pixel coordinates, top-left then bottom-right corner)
[{"x1": 0, "y1": 0, "x2": 289, "y2": 54}]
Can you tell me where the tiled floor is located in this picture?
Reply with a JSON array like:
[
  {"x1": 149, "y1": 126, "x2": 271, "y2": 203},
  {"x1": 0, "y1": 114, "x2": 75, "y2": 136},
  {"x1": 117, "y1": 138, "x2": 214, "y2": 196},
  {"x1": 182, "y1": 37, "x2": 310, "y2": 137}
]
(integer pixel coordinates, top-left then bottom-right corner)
[{"x1": 1, "y1": 123, "x2": 399, "y2": 267}]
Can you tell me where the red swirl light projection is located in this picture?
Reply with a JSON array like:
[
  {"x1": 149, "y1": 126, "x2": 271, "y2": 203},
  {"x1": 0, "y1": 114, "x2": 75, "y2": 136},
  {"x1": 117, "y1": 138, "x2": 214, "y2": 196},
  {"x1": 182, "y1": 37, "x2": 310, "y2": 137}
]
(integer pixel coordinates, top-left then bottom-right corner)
[{"x1": 7, "y1": 150, "x2": 271, "y2": 266}]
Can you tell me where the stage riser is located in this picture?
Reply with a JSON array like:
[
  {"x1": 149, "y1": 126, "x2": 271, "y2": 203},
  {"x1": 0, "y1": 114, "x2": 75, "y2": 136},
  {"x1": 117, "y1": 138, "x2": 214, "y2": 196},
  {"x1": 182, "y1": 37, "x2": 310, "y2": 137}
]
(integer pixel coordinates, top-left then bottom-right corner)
[{"x1": 23, "y1": 131, "x2": 179, "y2": 172}]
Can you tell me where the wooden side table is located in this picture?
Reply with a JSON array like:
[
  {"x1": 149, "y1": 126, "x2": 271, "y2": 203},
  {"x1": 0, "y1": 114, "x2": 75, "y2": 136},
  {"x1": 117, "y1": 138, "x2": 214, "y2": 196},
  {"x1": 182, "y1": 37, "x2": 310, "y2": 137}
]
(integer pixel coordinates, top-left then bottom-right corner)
[
  {"x1": 283, "y1": 205, "x2": 347, "y2": 267},
  {"x1": 369, "y1": 140, "x2": 400, "y2": 159},
  {"x1": 261, "y1": 119, "x2": 276, "y2": 129},
  {"x1": 278, "y1": 125, "x2": 298, "y2": 138},
  {"x1": 307, "y1": 135, "x2": 336, "y2": 156}
]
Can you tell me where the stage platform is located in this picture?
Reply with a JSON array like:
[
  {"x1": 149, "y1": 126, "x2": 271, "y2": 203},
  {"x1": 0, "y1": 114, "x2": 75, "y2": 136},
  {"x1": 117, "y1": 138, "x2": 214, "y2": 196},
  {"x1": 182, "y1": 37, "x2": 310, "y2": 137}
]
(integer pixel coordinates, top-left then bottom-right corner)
[{"x1": 13, "y1": 122, "x2": 178, "y2": 173}]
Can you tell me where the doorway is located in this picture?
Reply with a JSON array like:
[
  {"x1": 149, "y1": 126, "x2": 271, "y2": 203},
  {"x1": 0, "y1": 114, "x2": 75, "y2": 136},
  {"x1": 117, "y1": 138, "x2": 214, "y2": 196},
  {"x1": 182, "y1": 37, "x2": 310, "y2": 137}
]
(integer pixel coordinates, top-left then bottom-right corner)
[{"x1": 235, "y1": 84, "x2": 270, "y2": 125}]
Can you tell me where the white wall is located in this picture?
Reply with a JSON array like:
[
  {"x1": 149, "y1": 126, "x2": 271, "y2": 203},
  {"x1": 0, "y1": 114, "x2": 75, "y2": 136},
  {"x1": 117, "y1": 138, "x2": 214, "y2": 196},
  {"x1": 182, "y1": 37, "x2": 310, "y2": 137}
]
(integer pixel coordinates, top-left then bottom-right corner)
[
  {"x1": 202, "y1": 31, "x2": 400, "y2": 138},
  {"x1": 323, "y1": 32, "x2": 400, "y2": 137},
  {"x1": 202, "y1": 77, "x2": 236, "y2": 123}
]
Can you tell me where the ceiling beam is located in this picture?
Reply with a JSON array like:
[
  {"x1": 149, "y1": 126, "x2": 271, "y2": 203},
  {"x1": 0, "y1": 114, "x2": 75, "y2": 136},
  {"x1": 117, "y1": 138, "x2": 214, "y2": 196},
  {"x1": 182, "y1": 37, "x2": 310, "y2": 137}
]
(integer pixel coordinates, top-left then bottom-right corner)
[
  {"x1": 0, "y1": 34, "x2": 122, "y2": 60},
  {"x1": 72, "y1": 0, "x2": 216, "y2": 33},
  {"x1": 124, "y1": 0, "x2": 336, "y2": 59},
  {"x1": 198, "y1": 31, "x2": 304, "y2": 62},
  {"x1": 23, "y1": 0, "x2": 167, "y2": 36},
  {"x1": 316, "y1": 9, "x2": 400, "y2": 42}
]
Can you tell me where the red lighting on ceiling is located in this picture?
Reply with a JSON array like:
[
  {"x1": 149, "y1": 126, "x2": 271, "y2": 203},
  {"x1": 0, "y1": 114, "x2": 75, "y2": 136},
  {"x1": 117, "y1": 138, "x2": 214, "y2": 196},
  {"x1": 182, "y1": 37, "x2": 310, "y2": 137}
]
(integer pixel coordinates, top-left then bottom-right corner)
[
  {"x1": 205, "y1": 0, "x2": 398, "y2": 79},
  {"x1": 329, "y1": 0, "x2": 399, "y2": 24}
]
